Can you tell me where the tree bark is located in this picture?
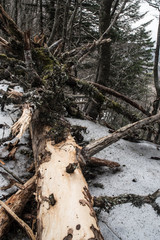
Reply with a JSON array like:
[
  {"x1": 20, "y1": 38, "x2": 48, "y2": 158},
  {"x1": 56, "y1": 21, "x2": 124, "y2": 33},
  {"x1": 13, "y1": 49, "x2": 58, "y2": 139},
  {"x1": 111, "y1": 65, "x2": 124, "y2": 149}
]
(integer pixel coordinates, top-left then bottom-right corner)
[
  {"x1": 152, "y1": 11, "x2": 160, "y2": 114},
  {"x1": 0, "y1": 176, "x2": 36, "y2": 238},
  {"x1": 0, "y1": 4, "x2": 23, "y2": 41},
  {"x1": 83, "y1": 111, "x2": 160, "y2": 157},
  {"x1": 86, "y1": 0, "x2": 128, "y2": 119},
  {"x1": 89, "y1": 81, "x2": 151, "y2": 117},
  {"x1": 47, "y1": 0, "x2": 61, "y2": 46},
  {"x1": 30, "y1": 114, "x2": 104, "y2": 240}
]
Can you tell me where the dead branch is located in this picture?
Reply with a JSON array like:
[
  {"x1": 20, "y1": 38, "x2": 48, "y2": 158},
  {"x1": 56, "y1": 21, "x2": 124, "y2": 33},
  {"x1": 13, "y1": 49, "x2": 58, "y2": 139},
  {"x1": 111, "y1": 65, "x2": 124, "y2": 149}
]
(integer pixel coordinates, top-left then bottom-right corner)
[
  {"x1": 0, "y1": 36, "x2": 9, "y2": 45},
  {"x1": 94, "y1": 189, "x2": 160, "y2": 214},
  {"x1": 89, "y1": 81, "x2": 151, "y2": 117},
  {"x1": 82, "y1": 112, "x2": 160, "y2": 157},
  {"x1": 7, "y1": 89, "x2": 23, "y2": 99},
  {"x1": 104, "y1": 96, "x2": 141, "y2": 122},
  {"x1": 62, "y1": 38, "x2": 111, "y2": 61},
  {"x1": 78, "y1": 39, "x2": 111, "y2": 63},
  {"x1": 62, "y1": 0, "x2": 127, "y2": 63},
  {"x1": 47, "y1": 0, "x2": 61, "y2": 46},
  {"x1": 88, "y1": 157, "x2": 120, "y2": 168},
  {"x1": 0, "y1": 200, "x2": 36, "y2": 240},
  {"x1": 0, "y1": 163, "x2": 24, "y2": 184},
  {"x1": 0, "y1": 4, "x2": 23, "y2": 41},
  {"x1": 99, "y1": 0, "x2": 128, "y2": 43},
  {"x1": 0, "y1": 176, "x2": 36, "y2": 238},
  {"x1": 48, "y1": 38, "x2": 62, "y2": 52},
  {"x1": 68, "y1": 77, "x2": 141, "y2": 122}
]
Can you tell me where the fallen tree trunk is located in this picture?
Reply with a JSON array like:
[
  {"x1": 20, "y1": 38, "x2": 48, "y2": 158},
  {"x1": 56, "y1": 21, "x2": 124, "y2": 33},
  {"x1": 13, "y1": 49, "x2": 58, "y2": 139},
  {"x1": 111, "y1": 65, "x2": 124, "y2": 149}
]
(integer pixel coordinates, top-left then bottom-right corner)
[
  {"x1": 30, "y1": 115, "x2": 104, "y2": 240},
  {"x1": 0, "y1": 4, "x2": 23, "y2": 41},
  {"x1": 83, "y1": 111, "x2": 160, "y2": 157},
  {"x1": 69, "y1": 77, "x2": 141, "y2": 122},
  {"x1": 89, "y1": 81, "x2": 151, "y2": 117},
  {"x1": 0, "y1": 176, "x2": 36, "y2": 238}
]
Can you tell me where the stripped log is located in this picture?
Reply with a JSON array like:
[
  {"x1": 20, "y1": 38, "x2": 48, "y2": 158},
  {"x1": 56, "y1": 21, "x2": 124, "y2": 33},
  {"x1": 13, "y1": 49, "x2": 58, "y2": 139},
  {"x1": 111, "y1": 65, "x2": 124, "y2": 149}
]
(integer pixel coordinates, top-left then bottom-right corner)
[{"x1": 30, "y1": 115, "x2": 104, "y2": 240}]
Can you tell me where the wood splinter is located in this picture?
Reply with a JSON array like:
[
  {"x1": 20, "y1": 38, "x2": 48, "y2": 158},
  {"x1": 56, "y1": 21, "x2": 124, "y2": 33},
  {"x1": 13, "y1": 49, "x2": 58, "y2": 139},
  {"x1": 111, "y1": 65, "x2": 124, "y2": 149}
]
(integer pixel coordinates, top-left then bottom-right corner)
[{"x1": 11, "y1": 103, "x2": 32, "y2": 139}]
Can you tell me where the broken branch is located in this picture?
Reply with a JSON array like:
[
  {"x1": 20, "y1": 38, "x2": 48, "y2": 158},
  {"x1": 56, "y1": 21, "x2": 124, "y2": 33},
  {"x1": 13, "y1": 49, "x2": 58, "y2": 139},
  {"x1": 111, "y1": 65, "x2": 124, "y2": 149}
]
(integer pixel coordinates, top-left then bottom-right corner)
[
  {"x1": 94, "y1": 189, "x2": 160, "y2": 214},
  {"x1": 83, "y1": 112, "x2": 160, "y2": 157},
  {"x1": 0, "y1": 200, "x2": 36, "y2": 240},
  {"x1": 11, "y1": 104, "x2": 32, "y2": 139},
  {"x1": 0, "y1": 176, "x2": 36, "y2": 238}
]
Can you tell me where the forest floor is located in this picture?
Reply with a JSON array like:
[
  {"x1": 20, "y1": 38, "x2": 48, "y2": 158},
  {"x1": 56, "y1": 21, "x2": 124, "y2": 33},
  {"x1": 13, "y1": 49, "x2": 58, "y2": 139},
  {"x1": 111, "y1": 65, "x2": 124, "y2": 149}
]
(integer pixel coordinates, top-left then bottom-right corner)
[
  {"x1": 69, "y1": 118, "x2": 160, "y2": 240},
  {"x1": 0, "y1": 80, "x2": 160, "y2": 240}
]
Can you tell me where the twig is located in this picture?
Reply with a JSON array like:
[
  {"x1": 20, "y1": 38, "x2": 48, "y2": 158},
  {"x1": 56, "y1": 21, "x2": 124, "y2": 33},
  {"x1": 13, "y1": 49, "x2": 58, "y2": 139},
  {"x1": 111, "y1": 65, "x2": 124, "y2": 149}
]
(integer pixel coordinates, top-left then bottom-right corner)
[
  {"x1": 99, "y1": 0, "x2": 128, "y2": 42},
  {"x1": 0, "y1": 164, "x2": 24, "y2": 184},
  {"x1": 75, "y1": 0, "x2": 128, "y2": 63},
  {"x1": 0, "y1": 200, "x2": 36, "y2": 240}
]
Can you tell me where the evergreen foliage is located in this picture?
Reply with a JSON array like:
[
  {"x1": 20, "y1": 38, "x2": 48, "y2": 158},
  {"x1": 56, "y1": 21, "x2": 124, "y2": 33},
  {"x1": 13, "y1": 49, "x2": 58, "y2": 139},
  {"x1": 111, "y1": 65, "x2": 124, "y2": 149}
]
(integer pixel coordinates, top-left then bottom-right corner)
[{"x1": 108, "y1": 0, "x2": 154, "y2": 99}]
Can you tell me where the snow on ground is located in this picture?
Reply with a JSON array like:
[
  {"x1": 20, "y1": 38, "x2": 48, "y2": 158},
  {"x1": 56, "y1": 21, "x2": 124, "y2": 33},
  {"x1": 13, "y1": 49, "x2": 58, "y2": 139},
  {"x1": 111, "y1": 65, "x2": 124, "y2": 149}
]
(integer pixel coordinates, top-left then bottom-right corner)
[
  {"x1": 0, "y1": 81, "x2": 32, "y2": 200},
  {"x1": 0, "y1": 78, "x2": 160, "y2": 239},
  {"x1": 68, "y1": 118, "x2": 160, "y2": 240}
]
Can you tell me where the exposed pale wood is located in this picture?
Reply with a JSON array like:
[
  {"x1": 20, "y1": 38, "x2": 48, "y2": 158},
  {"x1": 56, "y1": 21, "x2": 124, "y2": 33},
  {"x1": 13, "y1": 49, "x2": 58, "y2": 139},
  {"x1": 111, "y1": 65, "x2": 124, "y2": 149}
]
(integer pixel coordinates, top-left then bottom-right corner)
[
  {"x1": 83, "y1": 112, "x2": 160, "y2": 157},
  {"x1": 7, "y1": 89, "x2": 23, "y2": 99},
  {"x1": 30, "y1": 117, "x2": 104, "y2": 239},
  {"x1": 0, "y1": 159, "x2": 5, "y2": 165},
  {"x1": 0, "y1": 176, "x2": 36, "y2": 238},
  {"x1": 11, "y1": 104, "x2": 32, "y2": 139},
  {"x1": 48, "y1": 39, "x2": 62, "y2": 52},
  {"x1": 0, "y1": 200, "x2": 35, "y2": 240}
]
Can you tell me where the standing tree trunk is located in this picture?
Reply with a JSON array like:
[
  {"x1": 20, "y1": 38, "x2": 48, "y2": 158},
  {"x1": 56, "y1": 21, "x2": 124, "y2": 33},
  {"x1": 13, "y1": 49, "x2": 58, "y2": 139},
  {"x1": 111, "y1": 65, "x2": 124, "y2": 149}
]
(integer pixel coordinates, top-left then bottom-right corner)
[
  {"x1": 39, "y1": 0, "x2": 43, "y2": 33},
  {"x1": 62, "y1": 0, "x2": 71, "y2": 51},
  {"x1": 86, "y1": 0, "x2": 128, "y2": 120},
  {"x1": 86, "y1": 0, "x2": 114, "y2": 119},
  {"x1": 152, "y1": 11, "x2": 160, "y2": 115},
  {"x1": 47, "y1": 0, "x2": 61, "y2": 46},
  {"x1": 97, "y1": 0, "x2": 114, "y2": 86}
]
